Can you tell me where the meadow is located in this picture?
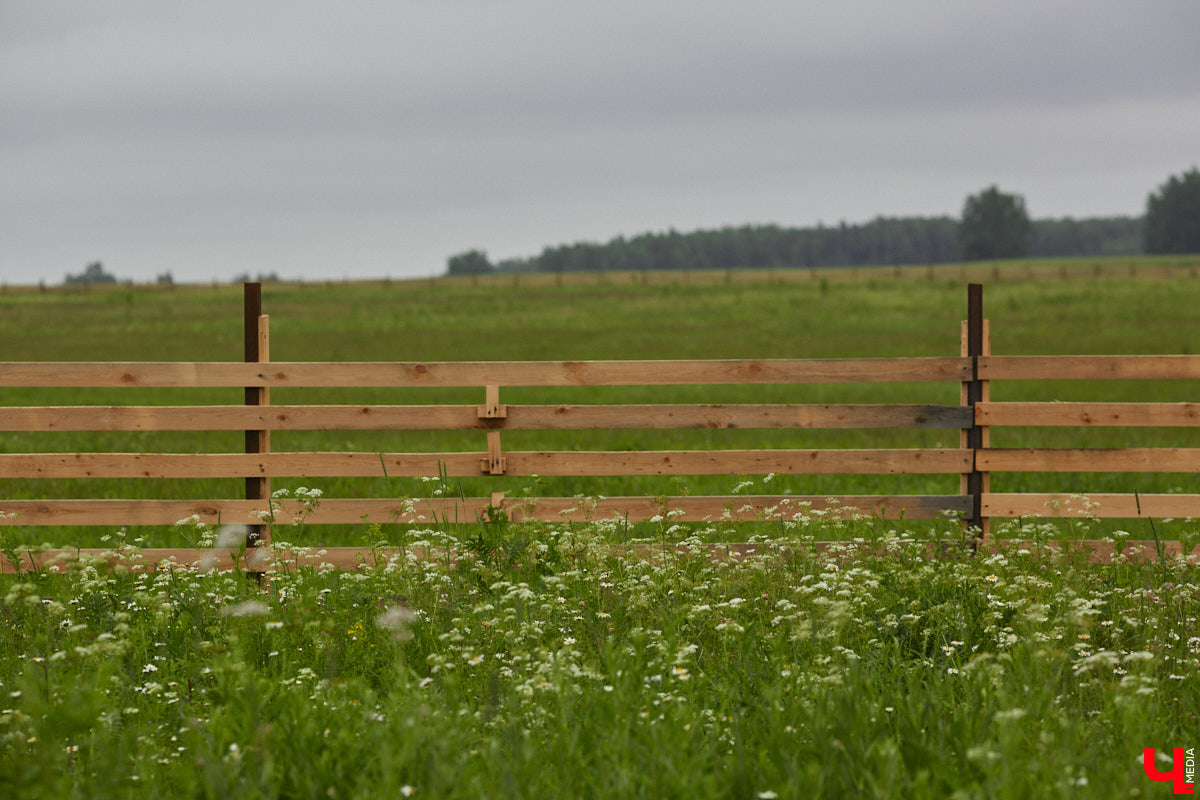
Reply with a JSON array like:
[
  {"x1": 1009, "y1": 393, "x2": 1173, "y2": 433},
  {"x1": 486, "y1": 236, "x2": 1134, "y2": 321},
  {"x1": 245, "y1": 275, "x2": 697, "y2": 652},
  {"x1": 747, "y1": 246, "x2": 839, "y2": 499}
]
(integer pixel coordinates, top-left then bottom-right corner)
[
  {"x1": 2, "y1": 257, "x2": 1200, "y2": 546},
  {"x1": 1, "y1": 259, "x2": 1199, "y2": 798},
  {"x1": 2, "y1": 514, "x2": 1199, "y2": 798}
]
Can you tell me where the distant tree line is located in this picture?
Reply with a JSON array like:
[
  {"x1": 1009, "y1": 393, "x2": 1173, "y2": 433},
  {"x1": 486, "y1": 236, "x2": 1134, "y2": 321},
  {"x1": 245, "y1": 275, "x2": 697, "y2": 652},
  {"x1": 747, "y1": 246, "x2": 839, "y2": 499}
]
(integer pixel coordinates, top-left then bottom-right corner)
[
  {"x1": 232, "y1": 271, "x2": 280, "y2": 283},
  {"x1": 449, "y1": 168, "x2": 1199, "y2": 276},
  {"x1": 64, "y1": 261, "x2": 119, "y2": 285},
  {"x1": 449, "y1": 214, "x2": 1142, "y2": 276}
]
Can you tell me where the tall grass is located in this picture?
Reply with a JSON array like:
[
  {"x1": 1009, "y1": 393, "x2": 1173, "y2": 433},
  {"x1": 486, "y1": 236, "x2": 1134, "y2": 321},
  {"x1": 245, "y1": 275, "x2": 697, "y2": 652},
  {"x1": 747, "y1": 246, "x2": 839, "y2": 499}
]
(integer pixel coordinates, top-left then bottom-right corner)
[{"x1": 0, "y1": 513, "x2": 1197, "y2": 798}]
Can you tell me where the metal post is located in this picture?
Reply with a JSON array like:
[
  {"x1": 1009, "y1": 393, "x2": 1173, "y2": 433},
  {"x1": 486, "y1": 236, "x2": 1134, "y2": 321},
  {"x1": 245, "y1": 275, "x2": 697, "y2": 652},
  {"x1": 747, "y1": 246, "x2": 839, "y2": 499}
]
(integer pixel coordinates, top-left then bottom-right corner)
[
  {"x1": 965, "y1": 283, "x2": 984, "y2": 540},
  {"x1": 244, "y1": 282, "x2": 267, "y2": 547}
]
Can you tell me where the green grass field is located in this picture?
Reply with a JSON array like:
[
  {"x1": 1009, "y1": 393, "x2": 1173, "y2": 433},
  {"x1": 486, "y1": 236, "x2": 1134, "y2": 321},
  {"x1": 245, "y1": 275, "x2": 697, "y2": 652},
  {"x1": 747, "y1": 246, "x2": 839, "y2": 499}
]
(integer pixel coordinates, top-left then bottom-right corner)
[
  {"x1": 2, "y1": 258, "x2": 1200, "y2": 798},
  {"x1": 3, "y1": 257, "x2": 1200, "y2": 546},
  {"x1": 2, "y1": 518, "x2": 1198, "y2": 798}
]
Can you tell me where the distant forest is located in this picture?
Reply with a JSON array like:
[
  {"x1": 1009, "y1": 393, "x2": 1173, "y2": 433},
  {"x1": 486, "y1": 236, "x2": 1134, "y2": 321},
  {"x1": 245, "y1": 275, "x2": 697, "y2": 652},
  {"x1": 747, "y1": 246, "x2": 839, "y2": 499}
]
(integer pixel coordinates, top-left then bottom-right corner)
[{"x1": 480, "y1": 216, "x2": 1142, "y2": 274}]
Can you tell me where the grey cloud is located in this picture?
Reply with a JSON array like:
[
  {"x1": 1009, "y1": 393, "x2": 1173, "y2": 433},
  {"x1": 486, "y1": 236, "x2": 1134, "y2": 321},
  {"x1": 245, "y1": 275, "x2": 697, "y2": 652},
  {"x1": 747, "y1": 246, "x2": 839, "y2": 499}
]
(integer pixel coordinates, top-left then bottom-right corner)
[{"x1": 2, "y1": 0, "x2": 1198, "y2": 283}]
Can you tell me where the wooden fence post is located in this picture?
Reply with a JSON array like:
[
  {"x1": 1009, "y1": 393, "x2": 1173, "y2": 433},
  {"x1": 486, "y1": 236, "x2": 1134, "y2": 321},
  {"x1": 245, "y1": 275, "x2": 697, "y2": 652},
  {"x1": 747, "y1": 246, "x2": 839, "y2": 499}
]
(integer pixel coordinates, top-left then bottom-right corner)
[
  {"x1": 478, "y1": 384, "x2": 507, "y2": 475},
  {"x1": 244, "y1": 282, "x2": 270, "y2": 547},
  {"x1": 963, "y1": 283, "x2": 986, "y2": 541}
]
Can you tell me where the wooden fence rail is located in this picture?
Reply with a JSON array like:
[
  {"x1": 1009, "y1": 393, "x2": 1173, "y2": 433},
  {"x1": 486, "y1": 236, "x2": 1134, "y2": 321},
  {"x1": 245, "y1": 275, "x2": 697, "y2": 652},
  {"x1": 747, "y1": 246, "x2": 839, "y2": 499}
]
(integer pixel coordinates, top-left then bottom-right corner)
[
  {"x1": 2, "y1": 282, "x2": 1198, "y2": 571},
  {"x1": 0, "y1": 357, "x2": 972, "y2": 387},
  {"x1": 0, "y1": 403, "x2": 973, "y2": 432}
]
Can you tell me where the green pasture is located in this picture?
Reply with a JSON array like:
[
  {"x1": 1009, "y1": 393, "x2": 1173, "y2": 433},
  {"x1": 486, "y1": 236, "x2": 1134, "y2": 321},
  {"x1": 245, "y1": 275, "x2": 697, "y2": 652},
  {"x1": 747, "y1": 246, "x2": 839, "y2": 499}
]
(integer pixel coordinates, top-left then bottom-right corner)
[
  {"x1": 2, "y1": 259, "x2": 1200, "y2": 799},
  {"x1": 2, "y1": 256, "x2": 1200, "y2": 546}
]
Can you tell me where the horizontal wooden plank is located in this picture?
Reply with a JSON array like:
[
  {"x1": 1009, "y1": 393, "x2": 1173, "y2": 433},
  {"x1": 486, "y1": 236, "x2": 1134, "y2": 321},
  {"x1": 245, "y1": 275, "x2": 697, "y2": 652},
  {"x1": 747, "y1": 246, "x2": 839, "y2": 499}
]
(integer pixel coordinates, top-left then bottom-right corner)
[
  {"x1": 0, "y1": 403, "x2": 972, "y2": 432},
  {"x1": 978, "y1": 448, "x2": 1200, "y2": 473},
  {"x1": 977, "y1": 402, "x2": 1200, "y2": 427},
  {"x1": 975, "y1": 538, "x2": 1199, "y2": 564},
  {"x1": 0, "y1": 405, "x2": 480, "y2": 431},
  {"x1": 978, "y1": 355, "x2": 1200, "y2": 381},
  {"x1": 0, "y1": 494, "x2": 972, "y2": 527},
  {"x1": 504, "y1": 494, "x2": 970, "y2": 521},
  {"x1": 982, "y1": 492, "x2": 1200, "y2": 519},
  {"x1": 0, "y1": 357, "x2": 973, "y2": 388},
  {"x1": 503, "y1": 449, "x2": 971, "y2": 476},
  {"x1": 0, "y1": 448, "x2": 973, "y2": 479},
  {"x1": 7, "y1": 537, "x2": 1195, "y2": 574},
  {"x1": 0, "y1": 452, "x2": 478, "y2": 479}
]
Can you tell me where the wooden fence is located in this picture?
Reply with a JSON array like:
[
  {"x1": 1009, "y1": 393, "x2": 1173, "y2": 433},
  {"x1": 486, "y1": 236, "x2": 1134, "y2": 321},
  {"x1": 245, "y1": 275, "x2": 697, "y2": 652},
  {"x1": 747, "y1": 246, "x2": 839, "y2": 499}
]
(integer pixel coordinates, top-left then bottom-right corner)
[{"x1": 2, "y1": 283, "x2": 1199, "y2": 571}]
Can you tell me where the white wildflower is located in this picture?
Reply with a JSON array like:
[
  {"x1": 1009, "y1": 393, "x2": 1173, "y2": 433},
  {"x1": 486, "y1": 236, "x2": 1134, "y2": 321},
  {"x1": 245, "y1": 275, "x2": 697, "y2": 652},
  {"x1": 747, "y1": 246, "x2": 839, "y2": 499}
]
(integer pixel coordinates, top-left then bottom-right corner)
[
  {"x1": 219, "y1": 600, "x2": 269, "y2": 618},
  {"x1": 375, "y1": 605, "x2": 417, "y2": 642}
]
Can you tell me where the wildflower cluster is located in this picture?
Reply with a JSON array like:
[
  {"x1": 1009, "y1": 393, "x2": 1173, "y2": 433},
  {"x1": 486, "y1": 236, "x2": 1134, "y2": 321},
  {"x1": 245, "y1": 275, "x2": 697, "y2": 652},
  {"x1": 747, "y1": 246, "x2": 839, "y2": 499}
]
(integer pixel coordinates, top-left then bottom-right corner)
[{"x1": 0, "y1": 517, "x2": 1196, "y2": 798}]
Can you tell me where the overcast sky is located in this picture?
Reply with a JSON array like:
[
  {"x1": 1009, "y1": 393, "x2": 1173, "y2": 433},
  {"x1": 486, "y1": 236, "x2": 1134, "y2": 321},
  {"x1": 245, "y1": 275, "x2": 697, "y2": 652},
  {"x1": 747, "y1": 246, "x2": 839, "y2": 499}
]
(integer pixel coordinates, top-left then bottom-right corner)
[{"x1": 2, "y1": 1, "x2": 1198, "y2": 285}]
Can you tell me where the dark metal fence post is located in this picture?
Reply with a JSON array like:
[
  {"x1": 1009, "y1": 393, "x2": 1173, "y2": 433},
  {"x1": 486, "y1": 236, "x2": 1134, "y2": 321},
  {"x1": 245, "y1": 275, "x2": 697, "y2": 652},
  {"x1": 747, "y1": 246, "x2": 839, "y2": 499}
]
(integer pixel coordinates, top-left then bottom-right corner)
[
  {"x1": 965, "y1": 283, "x2": 984, "y2": 540},
  {"x1": 244, "y1": 282, "x2": 267, "y2": 547}
]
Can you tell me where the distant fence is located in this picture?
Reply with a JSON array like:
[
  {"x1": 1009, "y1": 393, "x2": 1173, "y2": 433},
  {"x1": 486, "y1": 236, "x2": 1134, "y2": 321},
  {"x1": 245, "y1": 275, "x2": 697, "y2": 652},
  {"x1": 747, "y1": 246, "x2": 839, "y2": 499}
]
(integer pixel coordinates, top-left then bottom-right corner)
[
  {"x1": 2, "y1": 282, "x2": 1199, "y2": 571},
  {"x1": 434, "y1": 259, "x2": 1200, "y2": 290}
]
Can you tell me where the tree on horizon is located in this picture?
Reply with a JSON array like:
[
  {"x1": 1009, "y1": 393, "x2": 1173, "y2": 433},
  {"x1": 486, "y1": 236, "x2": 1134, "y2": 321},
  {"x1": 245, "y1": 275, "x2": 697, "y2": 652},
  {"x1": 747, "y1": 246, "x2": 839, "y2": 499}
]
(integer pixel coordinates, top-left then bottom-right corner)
[
  {"x1": 1143, "y1": 168, "x2": 1200, "y2": 254},
  {"x1": 958, "y1": 186, "x2": 1032, "y2": 261},
  {"x1": 64, "y1": 261, "x2": 118, "y2": 285}
]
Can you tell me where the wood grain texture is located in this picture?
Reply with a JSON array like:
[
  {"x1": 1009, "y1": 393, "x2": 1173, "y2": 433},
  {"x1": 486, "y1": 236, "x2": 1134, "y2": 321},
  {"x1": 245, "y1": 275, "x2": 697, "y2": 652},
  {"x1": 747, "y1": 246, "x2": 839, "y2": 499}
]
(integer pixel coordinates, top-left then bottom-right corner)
[
  {"x1": 976, "y1": 402, "x2": 1200, "y2": 427},
  {"x1": 977, "y1": 448, "x2": 1200, "y2": 473},
  {"x1": 0, "y1": 357, "x2": 973, "y2": 388},
  {"x1": 977, "y1": 355, "x2": 1200, "y2": 381},
  {"x1": 501, "y1": 449, "x2": 972, "y2": 476},
  {"x1": 0, "y1": 403, "x2": 972, "y2": 432},
  {"x1": 0, "y1": 494, "x2": 973, "y2": 527},
  {"x1": 982, "y1": 492, "x2": 1200, "y2": 519},
  {"x1": 0, "y1": 448, "x2": 973, "y2": 479}
]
